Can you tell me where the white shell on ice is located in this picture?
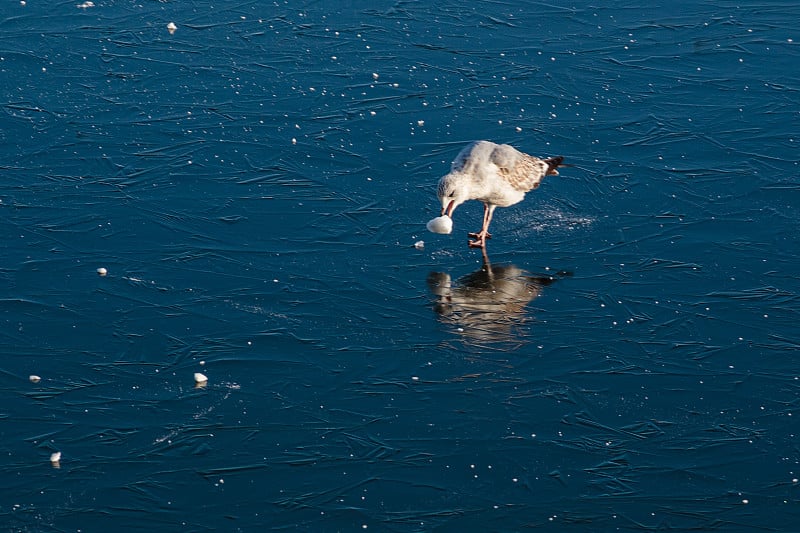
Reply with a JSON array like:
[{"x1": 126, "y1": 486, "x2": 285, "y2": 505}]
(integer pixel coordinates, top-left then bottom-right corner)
[
  {"x1": 426, "y1": 215, "x2": 453, "y2": 235},
  {"x1": 193, "y1": 372, "x2": 208, "y2": 384}
]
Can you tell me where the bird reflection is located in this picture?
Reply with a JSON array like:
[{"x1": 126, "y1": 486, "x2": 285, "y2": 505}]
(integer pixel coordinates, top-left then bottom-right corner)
[{"x1": 427, "y1": 249, "x2": 561, "y2": 345}]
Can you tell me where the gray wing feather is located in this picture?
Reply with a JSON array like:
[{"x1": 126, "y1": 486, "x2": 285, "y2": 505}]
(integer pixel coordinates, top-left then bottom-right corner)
[
  {"x1": 488, "y1": 143, "x2": 523, "y2": 171},
  {"x1": 450, "y1": 141, "x2": 481, "y2": 172}
]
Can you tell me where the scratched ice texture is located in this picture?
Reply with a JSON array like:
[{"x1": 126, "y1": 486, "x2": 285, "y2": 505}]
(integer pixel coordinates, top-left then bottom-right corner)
[{"x1": 1, "y1": 0, "x2": 799, "y2": 531}]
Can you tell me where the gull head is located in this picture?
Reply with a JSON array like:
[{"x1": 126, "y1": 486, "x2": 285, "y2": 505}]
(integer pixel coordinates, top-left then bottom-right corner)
[{"x1": 437, "y1": 172, "x2": 470, "y2": 217}]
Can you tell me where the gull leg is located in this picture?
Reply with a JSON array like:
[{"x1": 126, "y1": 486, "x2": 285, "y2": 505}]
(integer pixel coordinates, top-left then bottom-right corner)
[
  {"x1": 468, "y1": 204, "x2": 493, "y2": 239},
  {"x1": 468, "y1": 204, "x2": 496, "y2": 248}
]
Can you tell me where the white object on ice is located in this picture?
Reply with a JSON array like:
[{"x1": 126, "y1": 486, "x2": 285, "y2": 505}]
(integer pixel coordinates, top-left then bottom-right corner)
[
  {"x1": 426, "y1": 215, "x2": 453, "y2": 234},
  {"x1": 194, "y1": 372, "x2": 208, "y2": 384}
]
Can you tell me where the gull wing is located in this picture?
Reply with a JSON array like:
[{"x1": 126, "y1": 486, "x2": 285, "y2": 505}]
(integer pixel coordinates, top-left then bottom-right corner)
[{"x1": 491, "y1": 143, "x2": 548, "y2": 192}]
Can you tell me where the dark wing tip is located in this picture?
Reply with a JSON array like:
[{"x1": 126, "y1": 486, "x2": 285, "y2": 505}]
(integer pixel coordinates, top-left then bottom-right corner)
[{"x1": 544, "y1": 156, "x2": 566, "y2": 176}]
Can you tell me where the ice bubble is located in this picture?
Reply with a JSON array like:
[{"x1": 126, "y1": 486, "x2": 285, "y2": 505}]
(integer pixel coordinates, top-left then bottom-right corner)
[{"x1": 426, "y1": 215, "x2": 453, "y2": 234}]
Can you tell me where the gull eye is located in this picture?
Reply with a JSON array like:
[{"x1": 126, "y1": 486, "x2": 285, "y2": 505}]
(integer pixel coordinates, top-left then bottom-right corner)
[{"x1": 448, "y1": 191, "x2": 455, "y2": 197}]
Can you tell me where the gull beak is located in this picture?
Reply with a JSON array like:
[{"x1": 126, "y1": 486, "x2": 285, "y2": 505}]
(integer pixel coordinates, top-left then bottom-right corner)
[{"x1": 441, "y1": 199, "x2": 455, "y2": 217}]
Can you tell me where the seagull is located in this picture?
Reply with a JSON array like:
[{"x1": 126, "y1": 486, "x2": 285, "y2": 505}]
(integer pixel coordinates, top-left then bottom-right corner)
[{"x1": 437, "y1": 140, "x2": 566, "y2": 248}]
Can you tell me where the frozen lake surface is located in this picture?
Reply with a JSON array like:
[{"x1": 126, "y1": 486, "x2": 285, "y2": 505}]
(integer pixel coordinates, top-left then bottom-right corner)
[{"x1": 2, "y1": 1, "x2": 799, "y2": 530}]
